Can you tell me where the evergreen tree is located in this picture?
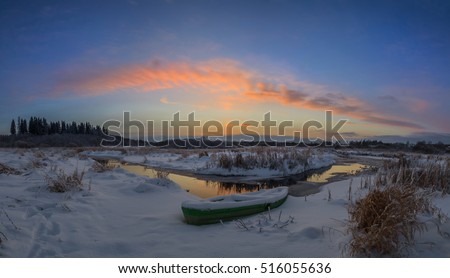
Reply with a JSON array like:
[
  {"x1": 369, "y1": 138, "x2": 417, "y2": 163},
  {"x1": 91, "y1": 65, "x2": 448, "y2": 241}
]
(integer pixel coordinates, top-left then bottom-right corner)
[
  {"x1": 61, "y1": 121, "x2": 66, "y2": 133},
  {"x1": 95, "y1": 125, "x2": 101, "y2": 135},
  {"x1": 85, "y1": 122, "x2": 91, "y2": 134},
  {"x1": 11, "y1": 115, "x2": 105, "y2": 137},
  {"x1": 28, "y1": 117, "x2": 35, "y2": 135},
  {"x1": 70, "y1": 121, "x2": 77, "y2": 134},
  {"x1": 43, "y1": 118, "x2": 49, "y2": 135},
  {"x1": 77, "y1": 122, "x2": 83, "y2": 134},
  {"x1": 56, "y1": 121, "x2": 61, "y2": 134},
  {"x1": 20, "y1": 119, "x2": 28, "y2": 134},
  {"x1": 10, "y1": 119, "x2": 16, "y2": 135},
  {"x1": 17, "y1": 117, "x2": 21, "y2": 134}
]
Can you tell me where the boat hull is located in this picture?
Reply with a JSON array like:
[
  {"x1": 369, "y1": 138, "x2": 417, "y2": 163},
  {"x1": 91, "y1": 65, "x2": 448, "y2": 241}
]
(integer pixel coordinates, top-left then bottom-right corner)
[{"x1": 181, "y1": 188, "x2": 288, "y2": 225}]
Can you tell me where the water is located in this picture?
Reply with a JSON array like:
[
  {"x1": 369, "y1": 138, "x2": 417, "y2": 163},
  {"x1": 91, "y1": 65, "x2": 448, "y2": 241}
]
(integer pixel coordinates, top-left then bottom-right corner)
[
  {"x1": 102, "y1": 160, "x2": 368, "y2": 198},
  {"x1": 306, "y1": 163, "x2": 368, "y2": 183}
]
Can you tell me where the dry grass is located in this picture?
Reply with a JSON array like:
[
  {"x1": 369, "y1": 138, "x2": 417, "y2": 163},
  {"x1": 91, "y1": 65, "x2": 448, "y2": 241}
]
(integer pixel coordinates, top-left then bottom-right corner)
[
  {"x1": 29, "y1": 150, "x2": 47, "y2": 168},
  {"x1": 45, "y1": 168, "x2": 85, "y2": 193},
  {"x1": 0, "y1": 163, "x2": 20, "y2": 175},
  {"x1": 91, "y1": 160, "x2": 116, "y2": 172},
  {"x1": 30, "y1": 158, "x2": 45, "y2": 168},
  {"x1": 347, "y1": 154, "x2": 450, "y2": 257},
  {"x1": 155, "y1": 170, "x2": 170, "y2": 179},
  {"x1": 375, "y1": 154, "x2": 449, "y2": 194},
  {"x1": 207, "y1": 147, "x2": 310, "y2": 171},
  {"x1": 33, "y1": 150, "x2": 46, "y2": 159},
  {"x1": 348, "y1": 185, "x2": 429, "y2": 256}
]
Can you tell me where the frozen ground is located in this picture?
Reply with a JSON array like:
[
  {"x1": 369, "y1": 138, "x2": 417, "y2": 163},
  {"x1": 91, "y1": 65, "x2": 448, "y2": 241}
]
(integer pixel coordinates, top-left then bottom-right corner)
[{"x1": 0, "y1": 148, "x2": 449, "y2": 257}]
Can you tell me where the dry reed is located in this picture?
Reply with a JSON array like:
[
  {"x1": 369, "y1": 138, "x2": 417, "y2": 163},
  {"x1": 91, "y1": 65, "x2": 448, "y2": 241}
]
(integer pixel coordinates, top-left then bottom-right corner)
[
  {"x1": 45, "y1": 168, "x2": 85, "y2": 193},
  {"x1": 348, "y1": 154, "x2": 449, "y2": 257},
  {"x1": 348, "y1": 185, "x2": 429, "y2": 256},
  {"x1": 0, "y1": 163, "x2": 20, "y2": 175},
  {"x1": 155, "y1": 170, "x2": 170, "y2": 179},
  {"x1": 91, "y1": 161, "x2": 116, "y2": 172},
  {"x1": 207, "y1": 147, "x2": 310, "y2": 171}
]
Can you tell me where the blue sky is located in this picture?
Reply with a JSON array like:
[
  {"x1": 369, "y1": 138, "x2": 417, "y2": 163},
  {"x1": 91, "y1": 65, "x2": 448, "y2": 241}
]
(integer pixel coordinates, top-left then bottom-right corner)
[{"x1": 1, "y1": 0, "x2": 449, "y2": 139}]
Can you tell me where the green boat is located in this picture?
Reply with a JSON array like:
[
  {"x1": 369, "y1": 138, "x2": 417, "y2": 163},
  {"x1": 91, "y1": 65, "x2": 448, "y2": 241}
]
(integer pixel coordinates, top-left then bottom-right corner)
[{"x1": 181, "y1": 187, "x2": 289, "y2": 225}]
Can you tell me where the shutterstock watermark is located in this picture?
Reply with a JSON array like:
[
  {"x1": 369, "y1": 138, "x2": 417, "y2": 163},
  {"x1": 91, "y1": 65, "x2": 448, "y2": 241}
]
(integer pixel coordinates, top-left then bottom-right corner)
[{"x1": 100, "y1": 111, "x2": 348, "y2": 148}]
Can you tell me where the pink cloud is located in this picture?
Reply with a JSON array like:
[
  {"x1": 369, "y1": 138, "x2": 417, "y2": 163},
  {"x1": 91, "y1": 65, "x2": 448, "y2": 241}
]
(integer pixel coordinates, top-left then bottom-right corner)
[
  {"x1": 53, "y1": 59, "x2": 253, "y2": 97},
  {"x1": 159, "y1": 96, "x2": 177, "y2": 105},
  {"x1": 52, "y1": 58, "x2": 424, "y2": 130}
]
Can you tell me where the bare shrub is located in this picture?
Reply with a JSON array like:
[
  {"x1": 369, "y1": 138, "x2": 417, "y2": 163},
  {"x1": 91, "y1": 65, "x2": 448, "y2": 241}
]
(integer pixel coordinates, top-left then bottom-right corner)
[
  {"x1": 198, "y1": 151, "x2": 209, "y2": 158},
  {"x1": 155, "y1": 170, "x2": 170, "y2": 179},
  {"x1": 0, "y1": 163, "x2": 20, "y2": 175},
  {"x1": 30, "y1": 158, "x2": 45, "y2": 168},
  {"x1": 91, "y1": 161, "x2": 115, "y2": 173},
  {"x1": 45, "y1": 168, "x2": 85, "y2": 193}
]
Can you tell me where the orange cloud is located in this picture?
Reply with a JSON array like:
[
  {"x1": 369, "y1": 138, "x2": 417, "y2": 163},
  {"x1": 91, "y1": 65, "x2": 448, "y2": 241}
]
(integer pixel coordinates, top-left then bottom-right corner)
[
  {"x1": 54, "y1": 59, "x2": 253, "y2": 97},
  {"x1": 159, "y1": 96, "x2": 177, "y2": 105},
  {"x1": 52, "y1": 58, "x2": 423, "y2": 130}
]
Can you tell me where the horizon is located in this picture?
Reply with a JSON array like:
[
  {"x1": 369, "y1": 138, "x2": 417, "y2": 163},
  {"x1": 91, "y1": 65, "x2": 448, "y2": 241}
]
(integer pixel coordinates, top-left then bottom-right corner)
[
  {"x1": 1, "y1": 0, "x2": 450, "y2": 143},
  {"x1": 4, "y1": 112, "x2": 450, "y2": 144}
]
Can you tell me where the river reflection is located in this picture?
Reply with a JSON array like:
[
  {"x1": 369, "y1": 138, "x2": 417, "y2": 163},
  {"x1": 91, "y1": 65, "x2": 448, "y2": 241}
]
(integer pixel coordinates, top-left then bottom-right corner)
[{"x1": 101, "y1": 160, "x2": 367, "y2": 198}]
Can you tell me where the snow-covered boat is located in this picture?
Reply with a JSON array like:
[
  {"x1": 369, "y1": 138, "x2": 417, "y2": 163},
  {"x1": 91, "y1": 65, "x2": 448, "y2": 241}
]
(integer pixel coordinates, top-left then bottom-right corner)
[{"x1": 181, "y1": 187, "x2": 289, "y2": 225}]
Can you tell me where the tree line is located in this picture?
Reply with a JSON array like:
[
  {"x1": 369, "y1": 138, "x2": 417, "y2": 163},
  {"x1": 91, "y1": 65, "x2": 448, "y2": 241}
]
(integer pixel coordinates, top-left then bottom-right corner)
[{"x1": 10, "y1": 117, "x2": 107, "y2": 136}]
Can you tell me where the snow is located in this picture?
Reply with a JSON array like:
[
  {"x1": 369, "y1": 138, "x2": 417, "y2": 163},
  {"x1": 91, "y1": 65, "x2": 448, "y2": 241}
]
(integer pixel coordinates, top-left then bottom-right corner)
[
  {"x1": 182, "y1": 187, "x2": 288, "y2": 210},
  {"x1": 81, "y1": 150, "x2": 125, "y2": 160},
  {"x1": 197, "y1": 152, "x2": 335, "y2": 178},
  {"x1": 84, "y1": 148, "x2": 336, "y2": 180},
  {"x1": 0, "y1": 148, "x2": 449, "y2": 257}
]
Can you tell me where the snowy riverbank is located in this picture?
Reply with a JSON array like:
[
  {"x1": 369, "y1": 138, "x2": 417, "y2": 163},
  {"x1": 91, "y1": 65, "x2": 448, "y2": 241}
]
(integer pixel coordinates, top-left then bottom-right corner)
[
  {"x1": 0, "y1": 148, "x2": 449, "y2": 257},
  {"x1": 84, "y1": 147, "x2": 336, "y2": 179}
]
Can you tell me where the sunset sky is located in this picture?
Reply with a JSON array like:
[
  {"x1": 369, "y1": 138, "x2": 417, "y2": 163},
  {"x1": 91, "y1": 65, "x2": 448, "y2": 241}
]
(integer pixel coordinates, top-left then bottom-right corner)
[{"x1": 1, "y1": 0, "x2": 449, "y2": 140}]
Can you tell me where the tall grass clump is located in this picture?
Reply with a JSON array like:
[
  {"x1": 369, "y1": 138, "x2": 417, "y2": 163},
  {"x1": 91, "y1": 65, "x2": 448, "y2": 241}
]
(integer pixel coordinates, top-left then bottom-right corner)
[
  {"x1": 348, "y1": 154, "x2": 449, "y2": 257},
  {"x1": 91, "y1": 160, "x2": 116, "y2": 173},
  {"x1": 0, "y1": 163, "x2": 20, "y2": 175},
  {"x1": 374, "y1": 154, "x2": 449, "y2": 194},
  {"x1": 206, "y1": 147, "x2": 310, "y2": 171},
  {"x1": 45, "y1": 168, "x2": 85, "y2": 193},
  {"x1": 348, "y1": 185, "x2": 429, "y2": 256}
]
